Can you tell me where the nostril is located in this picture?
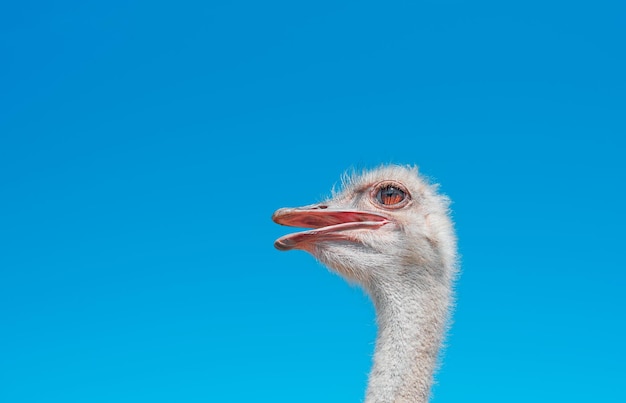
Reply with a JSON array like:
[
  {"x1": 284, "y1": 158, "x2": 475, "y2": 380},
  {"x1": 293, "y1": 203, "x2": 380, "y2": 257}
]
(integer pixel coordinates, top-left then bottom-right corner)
[{"x1": 317, "y1": 205, "x2": 328, "y2": 209}]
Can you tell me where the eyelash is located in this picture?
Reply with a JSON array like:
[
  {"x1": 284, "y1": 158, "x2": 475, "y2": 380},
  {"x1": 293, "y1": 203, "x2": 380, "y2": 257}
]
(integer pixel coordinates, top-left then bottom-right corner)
[{"x1": 370, "y1": 181, "x2": 410, "y2": 208}]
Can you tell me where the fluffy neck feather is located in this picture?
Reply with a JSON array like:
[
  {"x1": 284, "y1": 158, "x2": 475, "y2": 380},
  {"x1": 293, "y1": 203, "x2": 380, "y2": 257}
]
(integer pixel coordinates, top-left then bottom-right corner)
[{"x1": 364, "y1": 267, "x2": 453, "y2": 403}]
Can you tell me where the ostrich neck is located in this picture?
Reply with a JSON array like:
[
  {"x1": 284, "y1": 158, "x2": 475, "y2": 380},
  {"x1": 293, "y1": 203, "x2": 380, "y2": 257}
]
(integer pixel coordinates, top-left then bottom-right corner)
[{"x1": 364, "y1": 275, "x2": 451, "y2": 403}]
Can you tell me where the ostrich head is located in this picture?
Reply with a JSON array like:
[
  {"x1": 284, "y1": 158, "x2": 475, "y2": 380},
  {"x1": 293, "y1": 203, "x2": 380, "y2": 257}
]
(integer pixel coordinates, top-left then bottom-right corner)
[
  {"x1": 273, "y1": 165, "x2": 456, "y2": 298},
  {"x1": 272, "y1": 165, "x2": 458, "y2": 403}
]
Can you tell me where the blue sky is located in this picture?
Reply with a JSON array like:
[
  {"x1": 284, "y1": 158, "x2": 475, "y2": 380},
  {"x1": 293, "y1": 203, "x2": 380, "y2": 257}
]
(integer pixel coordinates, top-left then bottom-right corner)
[{"x1": 1, "y1": 1, "x2": 624, "y2": 402}]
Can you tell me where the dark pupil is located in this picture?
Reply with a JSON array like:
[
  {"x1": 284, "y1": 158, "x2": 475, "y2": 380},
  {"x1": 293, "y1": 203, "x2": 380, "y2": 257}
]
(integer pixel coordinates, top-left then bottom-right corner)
[{"x1": 379, "y1": 186, "x2": 404, "y2": 205}]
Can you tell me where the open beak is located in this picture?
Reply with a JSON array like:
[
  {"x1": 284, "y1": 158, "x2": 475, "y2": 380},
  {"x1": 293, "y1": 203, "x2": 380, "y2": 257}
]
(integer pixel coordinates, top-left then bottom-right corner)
[{"x1": 272, "y1": 204, "x2": 389, "y2": 251}]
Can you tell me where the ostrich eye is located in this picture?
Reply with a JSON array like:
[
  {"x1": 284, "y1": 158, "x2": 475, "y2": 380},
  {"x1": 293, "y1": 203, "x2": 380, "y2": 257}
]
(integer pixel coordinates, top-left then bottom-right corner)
[{"x1": 376, "y1": 185, "x2": 406, "y2": 206}]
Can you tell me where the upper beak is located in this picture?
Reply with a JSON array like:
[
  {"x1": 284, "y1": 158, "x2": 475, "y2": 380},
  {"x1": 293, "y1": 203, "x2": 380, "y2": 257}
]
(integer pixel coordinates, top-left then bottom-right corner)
[{"x1": 272, "y1": 204, "x2": 389, "y2": 251}]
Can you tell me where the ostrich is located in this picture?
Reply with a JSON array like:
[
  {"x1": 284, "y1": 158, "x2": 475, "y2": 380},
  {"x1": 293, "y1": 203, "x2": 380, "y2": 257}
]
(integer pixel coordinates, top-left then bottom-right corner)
[{"x1": 272, "y1": 165, "x2": 457, "y2": 403}]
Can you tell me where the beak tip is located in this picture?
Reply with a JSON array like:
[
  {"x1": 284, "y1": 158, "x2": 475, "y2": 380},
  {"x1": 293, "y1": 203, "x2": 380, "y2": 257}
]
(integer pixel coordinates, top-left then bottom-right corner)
[
  {"x1": 271, "y1": 209, "x2": 283, "y2": 224},
  {"x1": 274, "y1": 238, "x2": 294, "y2": 251},
  {"x1": 272, "y1": 207, "x2": 296, "y2": 225}
]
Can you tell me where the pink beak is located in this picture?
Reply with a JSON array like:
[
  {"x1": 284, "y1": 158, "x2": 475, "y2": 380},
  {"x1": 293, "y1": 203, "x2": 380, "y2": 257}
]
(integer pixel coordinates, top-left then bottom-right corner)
[{"x1": 272, "y1": 204, "x2": 389, "y2": 251}]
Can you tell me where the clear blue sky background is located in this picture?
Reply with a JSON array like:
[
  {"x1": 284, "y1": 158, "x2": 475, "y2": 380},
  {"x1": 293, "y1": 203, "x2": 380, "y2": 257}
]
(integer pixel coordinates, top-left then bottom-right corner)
[{"x1": 1, "y1": 1, "x2": 624, "y2": 402}]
